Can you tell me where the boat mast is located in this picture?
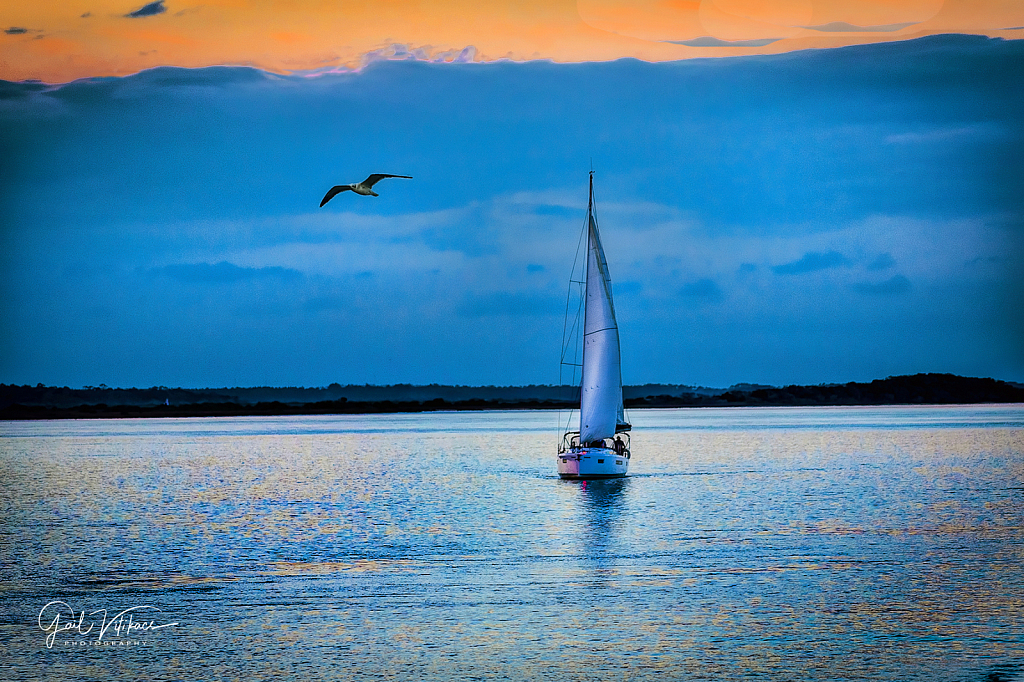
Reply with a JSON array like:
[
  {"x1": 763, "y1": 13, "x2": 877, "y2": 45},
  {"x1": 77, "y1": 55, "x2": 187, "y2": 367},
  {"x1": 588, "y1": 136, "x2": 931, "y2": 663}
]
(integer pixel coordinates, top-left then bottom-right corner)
[
  {"x1": 579, "y1": 171, "x2": 594, "y2": 442},
  {"x1": 583, "y1": 170, "x2": 593, "y2": 352}
]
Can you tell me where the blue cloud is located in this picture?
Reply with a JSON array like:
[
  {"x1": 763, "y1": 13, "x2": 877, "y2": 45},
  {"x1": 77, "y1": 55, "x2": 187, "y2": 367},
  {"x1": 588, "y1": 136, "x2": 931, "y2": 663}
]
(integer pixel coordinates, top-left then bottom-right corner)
[
  {"x1": 5, "y1": 27, "x2": 28, "y2": 34},
  {"x1": 867, "y1": 253, "x2": 896, "y2": 271},
  {"x1": 0, "y1": 80, "x2": 47, "y2": 100},
  {"x1": 615, "y1": 280, "x2": 642, "y2": 295},
  {"x1": 680, "y1": 278, "x2": 721, "y2": 298},
  {"x1": 458, "y1": 292, "x2": 560, "y2": 318},
  {"x1": 801, "y1": 22, "x2": 916, "y2": 33},
  {"x1": 853, "y1": 274, "x2": 912, "y2": 295},
  {"x1": 155, "y1": 262, "x2": 302, "y2": 283},
  {"x1": 125, "y1": 1, "x2": 166, "y2": 18},
  {"x1": 531, "y1": 204, "x2": 578, "y2": 217},
  {"x1": 666, "y1": 37, "x2": 780, "y2": 47},
  {"x1": 772, "y1": 251, "x2": 850, "y2": 275}
]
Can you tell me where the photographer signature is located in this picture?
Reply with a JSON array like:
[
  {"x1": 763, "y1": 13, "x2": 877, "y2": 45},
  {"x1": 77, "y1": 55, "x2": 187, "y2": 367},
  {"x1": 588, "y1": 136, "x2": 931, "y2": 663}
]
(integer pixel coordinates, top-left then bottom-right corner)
[{"x1": 38, "y1": 600, "x2": 178, "y2": 648}]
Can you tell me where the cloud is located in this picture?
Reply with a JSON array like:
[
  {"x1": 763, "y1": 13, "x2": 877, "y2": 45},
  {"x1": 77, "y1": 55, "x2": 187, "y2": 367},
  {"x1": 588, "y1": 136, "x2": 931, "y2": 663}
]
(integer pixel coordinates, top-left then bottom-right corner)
[
  {"x1": 446, "y1": 46, "x2": 477, "y2": 64},
  {"x1": 853, "y1": 274, "x2": 912, "y2": 295},
  {"x1": 154, "y1": 261, "x2": 302, "y2": 283},
  {"x1": 680, "y1": 278, "x2": 722, "y2": 299},
  {"x1": 966, "y1": 255, "x2": 1002, "y2": 267},
  {"x1": 314, "y1": 43, "x2": 479, "y2": 73},
  {"x1": 5, "y1": 27, "x2": 28, "y2": 35},
  {"x1": 615, "y1": 280, "x2": 642, "y2": 295},
  {"x1": 867, "y1": 253, "x2": 896, "y2": 271},
  {"x1": 665, "y1": 37, "x2": 780, "y2": 48},
  {"x1": 801, "y1": 22, "x2": 916, "y2": 33},
  {"x1": 0, "y1": 79, "x2": 49, "y2": 100},
  {"x1": 125, "y1": 1, "x2": 166, "y2": 18},
  {"x1": 457, "y1": 291, "x2": 560, "y2": 318},
  {"x1": 133, "y1": 65, "x2": 273, "y2": 88},
  {"x1": 772, "y1": 251, "x2": 850, "y2": 275},
  {"x1": 885, "y1": 125, "x2": 995, "y2": 145}
]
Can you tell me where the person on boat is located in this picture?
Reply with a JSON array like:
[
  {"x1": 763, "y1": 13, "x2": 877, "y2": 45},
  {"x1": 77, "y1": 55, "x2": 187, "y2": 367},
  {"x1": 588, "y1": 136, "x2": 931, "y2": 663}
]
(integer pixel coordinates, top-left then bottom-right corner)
[{"x1": 614, "y1": 437, "x2": 625, "y2": 456}]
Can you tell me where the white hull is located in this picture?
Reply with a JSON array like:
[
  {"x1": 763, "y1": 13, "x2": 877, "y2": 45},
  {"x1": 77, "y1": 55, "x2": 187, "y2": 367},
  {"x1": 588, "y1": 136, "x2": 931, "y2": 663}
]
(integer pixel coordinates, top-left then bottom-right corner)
[{"x1": 557, "y1": 446, "x2": 629, "y2": 479}]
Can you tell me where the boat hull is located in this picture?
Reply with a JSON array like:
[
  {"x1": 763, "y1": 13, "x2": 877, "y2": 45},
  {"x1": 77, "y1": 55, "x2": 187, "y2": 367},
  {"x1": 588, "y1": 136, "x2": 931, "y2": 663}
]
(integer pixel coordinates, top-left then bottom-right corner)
[{"x1": 557, "y1": 446, "x2": 629, "y2": 479}]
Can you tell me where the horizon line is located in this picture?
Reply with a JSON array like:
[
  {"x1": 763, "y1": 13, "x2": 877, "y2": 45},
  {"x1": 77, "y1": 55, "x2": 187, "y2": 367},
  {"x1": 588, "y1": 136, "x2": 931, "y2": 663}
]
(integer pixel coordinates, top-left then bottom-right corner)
[{"x1": 4, "y1": 372, "x2": 1022, "y2": 392}]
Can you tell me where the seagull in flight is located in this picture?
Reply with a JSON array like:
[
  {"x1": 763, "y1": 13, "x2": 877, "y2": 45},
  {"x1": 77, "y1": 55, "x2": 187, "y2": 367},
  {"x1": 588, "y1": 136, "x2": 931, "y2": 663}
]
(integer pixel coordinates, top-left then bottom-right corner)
[{"x1": 319, "y1": 173, "x2": 413, "y2": 206}]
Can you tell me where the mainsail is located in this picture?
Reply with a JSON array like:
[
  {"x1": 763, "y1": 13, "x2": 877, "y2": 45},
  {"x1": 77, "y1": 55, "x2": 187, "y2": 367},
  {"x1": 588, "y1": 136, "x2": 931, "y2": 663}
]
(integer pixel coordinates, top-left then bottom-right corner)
[{"x1": 579, "y1": 177, "x2": 628, "y2": 443}]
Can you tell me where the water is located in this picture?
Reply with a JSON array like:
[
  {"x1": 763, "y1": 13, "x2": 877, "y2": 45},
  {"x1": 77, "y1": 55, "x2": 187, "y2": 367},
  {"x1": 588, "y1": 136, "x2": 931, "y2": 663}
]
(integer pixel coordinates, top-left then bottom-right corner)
[{"x1": 1, "y1": 405, "x2": 1022, "y2": 681}]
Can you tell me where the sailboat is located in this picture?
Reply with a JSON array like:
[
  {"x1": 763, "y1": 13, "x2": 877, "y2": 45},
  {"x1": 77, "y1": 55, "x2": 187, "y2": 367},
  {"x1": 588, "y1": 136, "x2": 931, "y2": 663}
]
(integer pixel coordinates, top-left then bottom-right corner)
[{"x1": 557, "y1": 172, "x2": 631, "y2": 479}]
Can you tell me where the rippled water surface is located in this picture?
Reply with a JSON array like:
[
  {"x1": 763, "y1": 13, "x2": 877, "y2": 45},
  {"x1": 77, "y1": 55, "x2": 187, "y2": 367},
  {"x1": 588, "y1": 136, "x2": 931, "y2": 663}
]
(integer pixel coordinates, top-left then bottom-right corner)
[{"x1": 2, "y1": 405, "x2": 1023, "y2": 680}]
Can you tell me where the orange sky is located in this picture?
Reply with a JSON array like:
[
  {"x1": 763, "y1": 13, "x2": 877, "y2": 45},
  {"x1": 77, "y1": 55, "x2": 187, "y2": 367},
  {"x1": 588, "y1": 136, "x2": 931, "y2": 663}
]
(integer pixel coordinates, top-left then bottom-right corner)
[{"x1": 2, "y1": 0, "x2": 1022, "y2": 83}]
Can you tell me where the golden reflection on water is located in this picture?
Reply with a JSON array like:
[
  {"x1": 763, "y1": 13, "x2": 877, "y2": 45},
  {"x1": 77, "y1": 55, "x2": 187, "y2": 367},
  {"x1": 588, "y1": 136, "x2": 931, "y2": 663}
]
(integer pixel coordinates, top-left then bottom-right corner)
[{"x1": 0, "y1": 409, "x2": 1022, "y2": 680}]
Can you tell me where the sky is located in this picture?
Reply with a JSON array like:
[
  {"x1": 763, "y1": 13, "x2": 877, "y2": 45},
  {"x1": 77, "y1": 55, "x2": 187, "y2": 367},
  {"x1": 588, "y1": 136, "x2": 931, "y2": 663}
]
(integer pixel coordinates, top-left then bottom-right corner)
[
  {"x1": 2, "y1": 0, "x2": 1023, "y2": 83},
  {"x1": 1, "y1": 4, "x2": 1022, "y2": 389}
]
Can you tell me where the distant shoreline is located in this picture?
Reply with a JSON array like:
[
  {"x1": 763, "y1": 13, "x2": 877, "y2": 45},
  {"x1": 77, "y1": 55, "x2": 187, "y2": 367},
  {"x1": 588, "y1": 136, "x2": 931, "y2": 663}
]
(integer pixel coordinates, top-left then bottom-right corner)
[{"x1": 2, "y1": 374, "x2": 1023, "y2": 420}]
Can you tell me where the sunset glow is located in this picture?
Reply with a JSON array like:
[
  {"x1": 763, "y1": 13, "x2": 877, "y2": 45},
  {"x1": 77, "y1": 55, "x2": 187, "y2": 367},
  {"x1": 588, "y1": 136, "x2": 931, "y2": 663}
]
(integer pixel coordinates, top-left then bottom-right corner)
[{"x1": 1, "y1": 0, "x2": 1021, "y2": 83}]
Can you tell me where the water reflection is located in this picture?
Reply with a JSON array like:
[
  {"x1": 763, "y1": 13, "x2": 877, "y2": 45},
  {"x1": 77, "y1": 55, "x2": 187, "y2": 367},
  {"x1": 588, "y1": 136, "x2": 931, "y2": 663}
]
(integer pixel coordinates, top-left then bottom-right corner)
[{"x1": 573, "y1": 478, "x2": 630, "y2": 586}]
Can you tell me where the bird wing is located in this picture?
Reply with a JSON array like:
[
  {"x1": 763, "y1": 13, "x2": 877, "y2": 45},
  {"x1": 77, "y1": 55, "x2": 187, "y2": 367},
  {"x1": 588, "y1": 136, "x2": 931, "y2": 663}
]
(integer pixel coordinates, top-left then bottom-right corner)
[
  {"x1": 362, "y1": 173, "x2": 413, "y2": 188},
  {"x1": 320, "y1": 185, "x2": 352, "y2": 207}
]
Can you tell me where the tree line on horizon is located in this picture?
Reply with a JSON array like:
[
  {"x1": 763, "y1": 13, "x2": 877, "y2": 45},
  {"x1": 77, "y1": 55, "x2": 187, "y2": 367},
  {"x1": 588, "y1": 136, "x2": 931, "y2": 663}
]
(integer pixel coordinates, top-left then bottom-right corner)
[
  {"x1": 1, "y1": 374, "x2": 1022, "y2": 420},
  {"x1": 0, "y1": 381, "x2": 755, "y2": 410}
]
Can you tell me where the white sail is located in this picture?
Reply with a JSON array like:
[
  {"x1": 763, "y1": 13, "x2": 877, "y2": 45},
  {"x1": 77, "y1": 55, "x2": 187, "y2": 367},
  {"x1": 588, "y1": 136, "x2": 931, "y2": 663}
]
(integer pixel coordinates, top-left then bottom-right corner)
[{"x1": 579, "y1": 208, "x2": 626, "y2": 443}]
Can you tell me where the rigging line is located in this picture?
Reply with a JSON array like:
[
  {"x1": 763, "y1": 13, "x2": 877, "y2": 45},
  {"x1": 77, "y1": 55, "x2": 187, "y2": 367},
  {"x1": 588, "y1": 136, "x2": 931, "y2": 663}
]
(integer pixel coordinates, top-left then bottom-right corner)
[
  {"x1": 560, "y1": 215, "x2": 588, "y2": 375},
  {"x1": 559, "y1": 309, "x2": 580, "y2": 365},
  {"x1": 563, "y1": 376, "x2": 582, "y2": 436},
  {"x1": 571, "y1": 283, "x2": 583, "y2": 378},
  {"x1": 561, "y1": 284, "x2": 584, "y2": 347},
  {"x1": 559, "y1": 288, "x2": 572, "y2": 388},
  {"x1": 559, "y1": 291, "x2": 585, "y2": 365},
  {"x1": 558, "y1": 208, "x2": 589, "y2": 383}
]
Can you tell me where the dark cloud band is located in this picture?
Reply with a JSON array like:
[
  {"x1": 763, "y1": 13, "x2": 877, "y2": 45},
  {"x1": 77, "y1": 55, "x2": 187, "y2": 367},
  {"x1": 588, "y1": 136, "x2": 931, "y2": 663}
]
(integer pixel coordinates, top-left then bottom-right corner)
[
  {"x1": 801, "y1": 22, "x2": 917, "y2": 33},
  {"x1": 125, "y1": 1, "x2": 166, "y2": 18},
  {"x1": 665, "y1": 37, "x2": 780, "y2": 48}
]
